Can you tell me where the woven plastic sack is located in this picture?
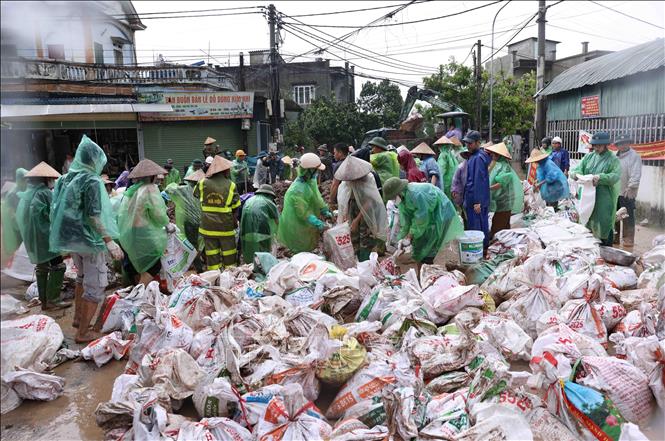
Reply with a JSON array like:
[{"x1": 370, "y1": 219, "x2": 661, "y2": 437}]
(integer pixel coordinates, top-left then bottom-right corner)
[
  {"x1": 323, "y1": 223, "x2": 356, "y2": 270},
  {"x1": 317, "y1": 326, "x2": 367, "y2": 385}
]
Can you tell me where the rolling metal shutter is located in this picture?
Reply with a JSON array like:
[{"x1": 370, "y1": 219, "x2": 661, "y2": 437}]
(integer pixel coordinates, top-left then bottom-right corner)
[{"x1": 142, "y1": 120, "x2": 243, "y2": 173}]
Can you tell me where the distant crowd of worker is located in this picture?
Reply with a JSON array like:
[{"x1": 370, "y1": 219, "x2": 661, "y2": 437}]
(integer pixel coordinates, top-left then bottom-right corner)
[{"x1": 0, "y1": 127, "x2": 642, "y2": 342}]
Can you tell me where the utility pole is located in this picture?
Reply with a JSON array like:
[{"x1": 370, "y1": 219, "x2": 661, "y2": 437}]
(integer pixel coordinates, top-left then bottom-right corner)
[
  {"x1": 239, "y1": 52, "x2": 248, "y2": 152},
  {"x1": 475, "y1": 40, "x2": 482, "y2": 132},
  {"x1": 268, "y1": 4, "x2": 281, "y2": 144},
  {"x1": 535, "y1": 0, "x2": 547, "y2": 144}
]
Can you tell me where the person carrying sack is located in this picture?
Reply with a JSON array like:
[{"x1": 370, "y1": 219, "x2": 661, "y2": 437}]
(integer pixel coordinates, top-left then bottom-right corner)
[
  {"x1": 50, "y1": 135, "x2": 123, "y2": 343},
  {"x1": 118, "y1": 159, "x2": 171, "y2": 285},
  {"x1": 335, "y1": 155, "x2": 387, "y2": 262},
  {"x1": 194, "y1": 155, "x2": 241, "y2": 270},
  {"x1": 277, "y1": 153, "x2": 333, "y2": 253},
  {"x1": 240, "y1": 184, "x2": 279, "y2": 264},
  {"x1": 17, "y1": 162, "x2": 72, "y2": 310}
]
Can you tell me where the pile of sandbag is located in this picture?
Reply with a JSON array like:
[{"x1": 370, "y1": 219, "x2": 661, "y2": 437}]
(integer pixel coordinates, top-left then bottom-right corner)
[{"x1": 4, "y1": 204, "x2": 662, "y2": 441}]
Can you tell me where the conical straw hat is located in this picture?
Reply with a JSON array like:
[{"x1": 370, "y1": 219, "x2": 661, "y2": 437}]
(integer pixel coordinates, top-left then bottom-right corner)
[
  {"x1": 481, "y1": 141, "x2": 494, "y2": 148},
  {"x1": 525, "y1": 148, "x2": 550, "y2": 163},
  {"x1": 281, "y1": 155, "x2": 293, "y2": 165},
  {"x1": 449, "y1": 136, "x2": 462, "y2": 147},
  {"x1": 25, "y1": 161, "x2": 61, "y2": 179},
  {"x1": 484, "y1": 142, "x2": 512, "y2": 160},
  {"x1": 204, "y1": 136, "x2": 216, "y2": 145},
  {"x1": 410, "y1": 142, "x2": 436, "y2": 156},
  {"x1": 128, "y1": 159, "x2": 167, "y2": 179},
  {"x1": 433, "y1": 135, "x2": 455, "y2": 146},
  {"x1": 334, "y1": 155, "x2": 372, "y2": 181},
  {"x1": 184, "y1": 169, "x2": 206, "y2": 182},
  {"x1": 206, "y1": 155, "x2": 233, "y2": 177}
]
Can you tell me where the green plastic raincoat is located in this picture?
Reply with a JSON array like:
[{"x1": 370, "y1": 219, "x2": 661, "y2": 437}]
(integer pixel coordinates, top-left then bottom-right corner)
[
  {"x1": 437, "y1": 147, "x2": 459, "y2": 200},
  {"x1": 240, "y1": 193, "x2": 279, "y2": 263},
  {"x1": 164, "y1": 183, "x2": 201, "y2": 249},
  {"x1": 277, "y1": 168, "x2": 329, "y2": 253},
  {"x1": 50, "y1": 135, "x2": 119, "y2": 254},
  {"x1": 1, "y1": 168, "x2": 27, "y2": 259},
  {"x1": 118, "y1": 181, "x2": 169, "y2": 273},
  {"x1": 370, "y1": 151, "x2": 399, "y2": 188},
  {"x1": 16, "y1": 183, "x2": 59, "y2": 264},
  {"x1": 397, "y1": 182, "x2": 464, "y2": 262},
  {"x1": 231, "y1": 159, "x2": 250, "y2": 187},
  {"x1": 489, "y1": 157, "x2": 524, "y2": 214},
  {"x1": 162, "y1": 168, "x2": 181, "y2": 189},
  {"x1": 571, "y1": 149, "x2": 621, "y2": 240}
]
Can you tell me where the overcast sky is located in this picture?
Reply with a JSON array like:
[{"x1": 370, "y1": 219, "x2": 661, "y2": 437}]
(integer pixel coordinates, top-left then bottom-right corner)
[{"x1": 133, "y1": 0, "x2": 665, "y2": 95}]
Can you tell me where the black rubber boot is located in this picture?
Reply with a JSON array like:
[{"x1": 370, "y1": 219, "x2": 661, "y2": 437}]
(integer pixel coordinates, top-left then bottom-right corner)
[{"x1": 44, "y1": 267, "x2": 71, "y2": 310}]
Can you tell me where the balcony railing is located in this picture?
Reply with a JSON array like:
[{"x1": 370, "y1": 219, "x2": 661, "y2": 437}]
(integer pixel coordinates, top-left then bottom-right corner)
[{"x1": 1, "y1": 58, "x2": 237, "y2": 91}]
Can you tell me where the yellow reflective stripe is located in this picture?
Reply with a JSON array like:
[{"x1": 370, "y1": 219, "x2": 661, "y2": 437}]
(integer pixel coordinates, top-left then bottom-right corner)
[
  {"x1": 201, "y1": 206, "x2": 232, "y2": 213},
  {"x1": 200, "y1": 180, "x2": 238, "y2": 213},
  {"x1": 205, "y1": 248, "x2": 221, "y2": 256},
  {"x1": 198, "y1": 227, "x2": 236, "y2": 237},
  {"x1": 222, "y1": 248, "x2": 237, "y2": 256},
  {"x1": 226, "y1": 182, "x2": 236, "y2": 207},
  {"x1": 207, "y1": 263, "x2": 221, "y2": 270}
]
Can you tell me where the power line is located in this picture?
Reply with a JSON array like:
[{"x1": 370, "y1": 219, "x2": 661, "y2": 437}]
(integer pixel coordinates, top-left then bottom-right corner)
[
  {"x1": 280, "y1": 10, "x2": 439, "y2": 72},
  {"x1": 547, "y1": 23, "x2": 641, "y2": 45},
  {"x1": 281, "y1": 0, "x2": 503, "y2": 28},
  {"x1": 286, "y1": 1, "x2": 431, "y2": 18},
  {"x1": 283, "y1": 1, "x2": 418, "y2": 62},
  {"x1": 280, "y1": 21, "x2": 437, "y2": 74},
  {"x1": 588, "y1": 0, "x2": 664, "y2": 30},
  {"x1": 482, "y1": 12, "x2": 538, "y2": 64}
]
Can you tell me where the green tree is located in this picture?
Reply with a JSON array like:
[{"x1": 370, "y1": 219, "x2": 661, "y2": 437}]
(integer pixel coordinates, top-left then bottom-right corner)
[
  {"x1": 284, "y1": 96, "x2": 368, "y2": 147},
  {"x1": 357, "y1": 79, "x2": 404, "y2": 128},
  {"x1": 421, "y1": 57, "x2": 536, "y2": 139}
]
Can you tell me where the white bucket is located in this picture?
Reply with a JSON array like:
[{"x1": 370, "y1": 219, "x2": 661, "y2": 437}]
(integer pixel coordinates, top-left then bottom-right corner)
[{"x1": 458, "y1": 230, "x2": 485, "y2": 264}]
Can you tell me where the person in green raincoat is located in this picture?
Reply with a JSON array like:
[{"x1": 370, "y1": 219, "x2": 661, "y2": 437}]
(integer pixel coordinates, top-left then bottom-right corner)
[
  {"x1": 1, "y1": 167, "x2": 27, "y2": 261},
  {"x1": 17, "y1": 162, "x2": 71, "y2": 310},
  {"x1": 161, "y1": 159, "x2": 181, "y2": 189},
  {"x1": 485, "y1": 142, "x2": 524, "y2": 238},
  {"x1": 368, "y1": 137, "x2": 399, "y2": 191},
  {"x1": 231, "y1": 149, "x2": 250, "y2": 195},
  {"x1": 240, "y1": 184, "x2": 279, "y2": 263},
  {"x1": 50, "y1": 134, "x2": 123, "y2": 343},
  {"x1": 163, "y1": 182, "x2": 201, "y2": 249},
  {"x1": 570, "y1": 131, "x2": 621, "y2": 246},
  {"x1": 118, "y1": 159, "x2": 171, "y2": 285},
  {"x1": 434, "y1": 135, "x2": 459, "y2": 200},
  {"x1": 185, "y1": 159, "x2": 204, "y2": 179},
  {"x1": 277, "y1": 153, "x2": 333, "y2": 253},
  {"x1": 383, "y1": 177, "x2": 464, "y2": 270}
]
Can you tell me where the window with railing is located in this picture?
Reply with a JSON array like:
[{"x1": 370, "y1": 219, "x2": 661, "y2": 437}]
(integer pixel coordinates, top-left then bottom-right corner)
[{"x1": 293, "y1": 84, "x2": 315, "y2": 106}]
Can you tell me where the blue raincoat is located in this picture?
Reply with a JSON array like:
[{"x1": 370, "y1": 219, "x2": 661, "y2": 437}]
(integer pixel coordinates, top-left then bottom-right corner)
[
  {"x1": 464, "y1": 149, "x2": 491, "y2": 247},
  {"x1": 536, "y1": 157, "x2": 570, "y2": 202}
]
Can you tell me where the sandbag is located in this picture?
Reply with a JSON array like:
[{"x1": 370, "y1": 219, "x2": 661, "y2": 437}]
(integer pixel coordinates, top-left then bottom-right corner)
[
  {"x1": 1, "y1": 314, "x2": 64, "y2": 376},
  {"x1": 81, "y1": 331, "x2": 133, "y2": 367},
  {"x1": 323, "y1": 223, "x2": 357, "y2": 270}
]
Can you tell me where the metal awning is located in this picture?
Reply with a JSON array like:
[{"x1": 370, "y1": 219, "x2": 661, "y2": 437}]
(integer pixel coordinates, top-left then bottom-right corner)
[{"x1": 1, "y1": 104, "x2": 173, "y2": 118}]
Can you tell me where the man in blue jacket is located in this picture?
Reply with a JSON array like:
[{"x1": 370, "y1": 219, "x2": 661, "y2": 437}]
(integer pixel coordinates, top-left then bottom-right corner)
[{"x1": 463, "y1": 130, "x2": 491, "y2": 250}]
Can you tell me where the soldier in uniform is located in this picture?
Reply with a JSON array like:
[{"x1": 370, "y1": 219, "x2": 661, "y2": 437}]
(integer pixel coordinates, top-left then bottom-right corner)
[{"x1": 194, "y1": 155, "x2": 241, "y2": 270}]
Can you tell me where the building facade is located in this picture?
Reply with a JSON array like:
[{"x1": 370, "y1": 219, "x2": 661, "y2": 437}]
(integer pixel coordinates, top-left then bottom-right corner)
[{"x1": 539, "y1": 38, "x2": 665, "y2": 223}]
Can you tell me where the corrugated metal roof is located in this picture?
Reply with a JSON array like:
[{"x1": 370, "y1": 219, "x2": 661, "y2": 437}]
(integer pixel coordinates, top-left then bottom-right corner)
[{"x1": 539, "y1": 38, "x2": 665, "y2": 96}]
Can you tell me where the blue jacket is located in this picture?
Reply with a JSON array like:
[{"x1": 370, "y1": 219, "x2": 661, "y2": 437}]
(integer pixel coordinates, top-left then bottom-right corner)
[
  {"x1": 537, "y1": 157, "x2": 570, "y2": 202},
  {"x1": 464, "y1": 149, "x2": 491, "y2": 209},
  {"x1": 550, "y1": 148, "x2": 570, "y2": 173},
  {"x1": 419, "y1": 156, "x2": 442, "y2": 189}
]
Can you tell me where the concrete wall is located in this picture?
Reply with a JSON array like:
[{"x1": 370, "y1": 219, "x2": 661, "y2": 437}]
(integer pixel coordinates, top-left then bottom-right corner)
[{"x1": 636, "y1": 164, "x2": 665, "y2": 226}]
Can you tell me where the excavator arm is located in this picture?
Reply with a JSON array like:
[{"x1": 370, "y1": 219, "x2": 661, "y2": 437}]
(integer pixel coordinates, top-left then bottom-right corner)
[{"x1": 399, "y1": 86, "x2": 465, "y2": 123}]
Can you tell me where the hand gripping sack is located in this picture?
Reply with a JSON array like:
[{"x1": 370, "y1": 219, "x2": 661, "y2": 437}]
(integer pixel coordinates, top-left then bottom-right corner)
[{"x1": 323, "y1": 223, "x2": 357, "y2": 270}]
